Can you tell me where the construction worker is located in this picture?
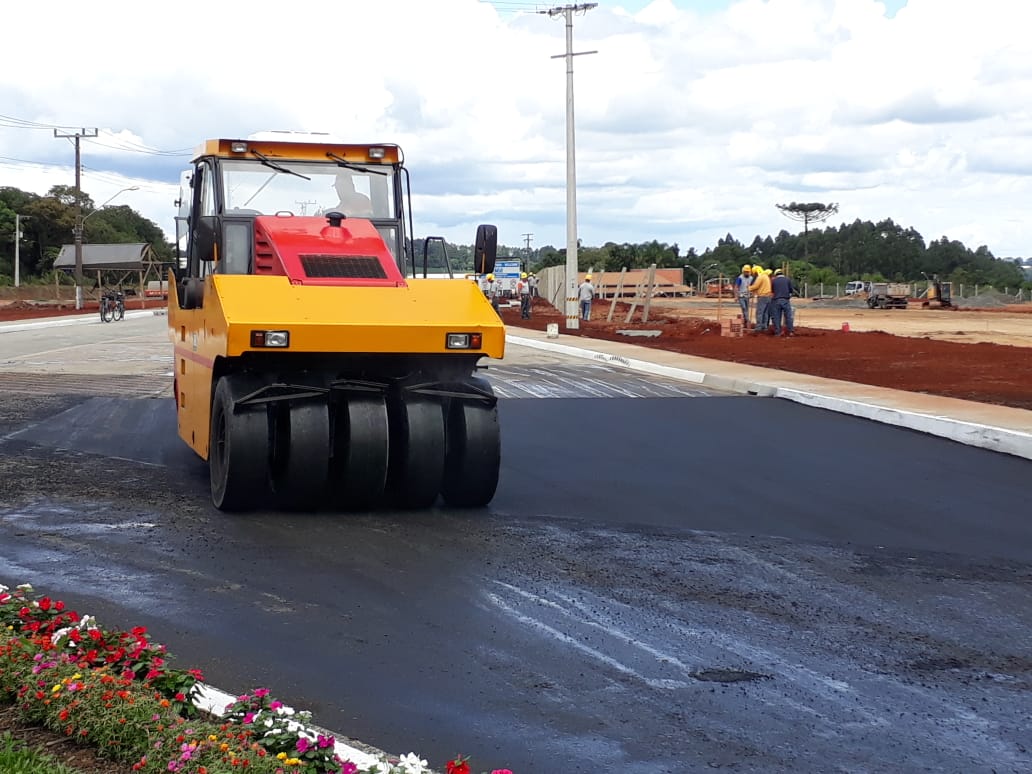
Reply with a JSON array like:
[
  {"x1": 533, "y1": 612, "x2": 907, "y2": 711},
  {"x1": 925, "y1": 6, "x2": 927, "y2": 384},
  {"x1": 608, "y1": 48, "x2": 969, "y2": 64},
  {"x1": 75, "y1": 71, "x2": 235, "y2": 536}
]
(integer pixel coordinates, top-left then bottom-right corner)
[
  {"x1": 749, "y1": 264, "x2": 773, "y2": 333},
  {"x1": 771, "y1": 268, "x2": 795, "y2": 336},
  {"x1": 529, "y1": 272, "x2": 539, "y2": 298},
  {"x1": 578, "y1": 274, "x2": 596, "y2": 321},
  {"x1": 735, "y1": 264, "x2": 752, "y2": 326},
  {"x1": 518, "y1": 272, "x2": 532, "y2": 319},
  {"x1": 484, "y1": 273, "x2": 500, "y2": 313}
]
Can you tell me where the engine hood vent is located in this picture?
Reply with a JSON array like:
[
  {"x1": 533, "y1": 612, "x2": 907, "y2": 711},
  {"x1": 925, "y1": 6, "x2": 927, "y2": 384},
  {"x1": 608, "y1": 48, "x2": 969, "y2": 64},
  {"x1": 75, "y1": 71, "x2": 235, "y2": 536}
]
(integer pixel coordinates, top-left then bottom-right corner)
[{"x1": 300, "y1": 254, "x2": 388, "y2": 279}]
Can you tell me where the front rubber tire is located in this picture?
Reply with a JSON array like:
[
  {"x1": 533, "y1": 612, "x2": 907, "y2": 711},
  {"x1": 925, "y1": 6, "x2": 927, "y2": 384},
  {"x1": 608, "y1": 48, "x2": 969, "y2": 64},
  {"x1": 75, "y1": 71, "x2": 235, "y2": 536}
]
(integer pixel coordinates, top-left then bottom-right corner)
[
  {"x1": 441, "y1": 399, "x2": 500, "y2": 508},
  {"x1": 210, "y1": 375, "x2": 270, "y2": 511}
]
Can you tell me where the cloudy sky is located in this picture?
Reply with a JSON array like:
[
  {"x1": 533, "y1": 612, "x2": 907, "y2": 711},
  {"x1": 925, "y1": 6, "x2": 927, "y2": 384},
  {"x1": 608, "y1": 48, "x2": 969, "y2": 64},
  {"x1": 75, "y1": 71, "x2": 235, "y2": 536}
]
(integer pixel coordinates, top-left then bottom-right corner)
[{"x1": 2, "y1": 0, "x2": 1030, "y2": 258}]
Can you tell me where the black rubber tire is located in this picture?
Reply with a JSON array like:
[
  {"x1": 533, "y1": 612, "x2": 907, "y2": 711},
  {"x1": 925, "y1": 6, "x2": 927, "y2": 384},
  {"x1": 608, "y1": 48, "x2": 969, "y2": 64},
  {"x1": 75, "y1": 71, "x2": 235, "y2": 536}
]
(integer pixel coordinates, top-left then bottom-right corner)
[
  {"x1": 386, "y1": 395, "x2": 445, "y2": 509},
  {"x1": 100, "y1": 303, "x2": 112, "y2": 323},
  {"x1": 440, "y1": 399, "x2": 500, "y2": 508},
  {"x1": 330, "y1": 395, "x2": 389, "y2": 510},
  {"x1": 113, "y1": 303, "x2": 124, "y2": 322},
  {"x1": 269, "y1": 401, "x2": 330, "y2": 510},
  {"x1": 210, "y1": 375, "x2": 270, "y2": 511}
]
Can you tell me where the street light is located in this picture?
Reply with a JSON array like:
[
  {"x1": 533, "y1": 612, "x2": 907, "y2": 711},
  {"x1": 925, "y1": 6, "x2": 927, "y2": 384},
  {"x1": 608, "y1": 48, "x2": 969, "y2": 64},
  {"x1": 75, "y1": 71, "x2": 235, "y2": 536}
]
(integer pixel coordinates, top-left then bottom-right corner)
[
  {"x1": 685, "y1": 262, "x2": 718, "y2": 296},
  {"x1": 684, "y1": 264, "x2": 703, "y2": 295},
  {"x1": 83, "y1": 186, "x2": 140, "y2": 224},
  {"x1": 73, "y1": 186, "x2": 139, "y2": 308}
]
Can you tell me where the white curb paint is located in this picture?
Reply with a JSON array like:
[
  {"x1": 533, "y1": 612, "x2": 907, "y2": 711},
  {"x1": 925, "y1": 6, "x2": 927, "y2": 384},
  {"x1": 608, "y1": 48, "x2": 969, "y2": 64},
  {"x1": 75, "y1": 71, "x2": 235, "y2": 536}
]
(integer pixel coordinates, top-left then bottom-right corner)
[
  {"x1": 775, "y1": 388, "x2": 1032, "y2": 462},
  {"x1": 506, "y1": 333, "x2": 706, "y2": 383},
  {"x1": 0, "y1": 309, "x2": 155, "y2": 334},
  {"x1": 506, "y1": 333, "x2": 1032, "y2": 462},
  {"x1": 192, "y1": 682, "x2": 402, "y2": 771}
]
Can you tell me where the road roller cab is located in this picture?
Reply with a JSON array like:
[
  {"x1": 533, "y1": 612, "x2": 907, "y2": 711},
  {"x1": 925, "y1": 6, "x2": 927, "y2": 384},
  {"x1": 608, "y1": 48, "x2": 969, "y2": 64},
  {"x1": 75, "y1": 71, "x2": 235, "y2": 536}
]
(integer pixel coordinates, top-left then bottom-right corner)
[{"x1": 169, "y1": 136, "x2": 504, "y2": 511}]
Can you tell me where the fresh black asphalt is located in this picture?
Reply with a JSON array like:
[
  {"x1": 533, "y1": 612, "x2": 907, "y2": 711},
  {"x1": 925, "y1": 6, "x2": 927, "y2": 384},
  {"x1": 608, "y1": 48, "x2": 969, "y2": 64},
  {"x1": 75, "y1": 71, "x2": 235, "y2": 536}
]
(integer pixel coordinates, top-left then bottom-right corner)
[{"x1": 1, "y1": 389, "x2": 1031, "y2": 773}]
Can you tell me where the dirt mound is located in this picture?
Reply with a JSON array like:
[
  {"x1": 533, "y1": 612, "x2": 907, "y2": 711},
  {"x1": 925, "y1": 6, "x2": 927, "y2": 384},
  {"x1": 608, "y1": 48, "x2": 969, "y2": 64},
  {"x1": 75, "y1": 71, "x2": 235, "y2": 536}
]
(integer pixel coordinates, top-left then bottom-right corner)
[
  {"x1": 503, "y1": 298, "x2": 1032, "y2": 411},
  {"x1": 952, "y1": 291, "x2": 1020, "y2": 309}
]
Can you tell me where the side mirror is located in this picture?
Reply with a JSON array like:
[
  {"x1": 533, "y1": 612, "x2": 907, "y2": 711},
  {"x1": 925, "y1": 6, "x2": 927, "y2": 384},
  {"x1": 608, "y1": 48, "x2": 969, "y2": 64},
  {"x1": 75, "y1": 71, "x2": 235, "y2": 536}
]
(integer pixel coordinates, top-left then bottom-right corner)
[
  {"x1": 194, "y1": 215, "x2": 218, "y2": 262},
  {"x1": 473, "y1": 224, "x2": 497, "y2": 276}
]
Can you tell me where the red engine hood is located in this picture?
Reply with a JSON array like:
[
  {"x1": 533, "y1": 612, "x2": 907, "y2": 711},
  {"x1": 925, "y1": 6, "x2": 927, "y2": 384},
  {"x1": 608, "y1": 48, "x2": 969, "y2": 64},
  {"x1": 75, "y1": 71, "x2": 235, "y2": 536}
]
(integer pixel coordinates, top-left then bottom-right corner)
[{"x1": 252, "y1": 215, "x2": 407, "y2": 287}]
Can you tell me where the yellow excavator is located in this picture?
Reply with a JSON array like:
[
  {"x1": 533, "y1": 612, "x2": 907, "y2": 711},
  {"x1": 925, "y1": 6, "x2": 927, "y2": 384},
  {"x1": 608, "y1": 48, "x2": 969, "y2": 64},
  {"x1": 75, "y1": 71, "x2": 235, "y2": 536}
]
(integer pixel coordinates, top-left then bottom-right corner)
[{"x1": 168, "y1": 136, "x2": 504, "y2": 511}]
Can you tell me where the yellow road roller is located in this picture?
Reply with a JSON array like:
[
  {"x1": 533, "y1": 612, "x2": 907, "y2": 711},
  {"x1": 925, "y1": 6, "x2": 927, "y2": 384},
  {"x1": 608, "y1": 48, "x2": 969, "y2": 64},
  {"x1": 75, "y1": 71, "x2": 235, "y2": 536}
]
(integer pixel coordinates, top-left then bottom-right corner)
[{"x1": 169, "y1": 137, "x2": 503, "y2": 511}]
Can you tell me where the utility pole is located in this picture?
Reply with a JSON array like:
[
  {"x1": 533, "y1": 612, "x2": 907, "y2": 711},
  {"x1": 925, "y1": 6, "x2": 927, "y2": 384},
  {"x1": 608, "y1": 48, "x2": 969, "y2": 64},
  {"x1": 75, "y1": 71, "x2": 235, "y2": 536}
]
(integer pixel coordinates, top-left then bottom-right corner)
[
  {"x1": 521, "y1": 232, "x2": 533, "y2": 270},
  {"x1": 541, "y1": 3, "x2": 597, "y2": 330},
  {"x1": 14, "y1": 214, "x2": 30, "y2": 288},
  {"x1": 54, "y1": 127, "x2": 98, "y2": 309}
]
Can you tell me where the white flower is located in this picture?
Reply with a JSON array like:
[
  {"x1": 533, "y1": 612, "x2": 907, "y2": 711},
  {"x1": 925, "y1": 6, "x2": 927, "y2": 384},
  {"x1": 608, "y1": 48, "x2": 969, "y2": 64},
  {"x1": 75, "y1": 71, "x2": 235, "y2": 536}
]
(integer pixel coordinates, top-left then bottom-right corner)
[
  {"x1": 17, "y1": 584, "x2": 32, "y2": 591},
  {"x1": 0, "y1": 584, "x2": 8, "y2": 593},
  {"x1": 50, "y1": 626, "x2": 73, "y2": 646},
  {"x1": 394, "y1": 752, "x2": 430, "y2": 773}
]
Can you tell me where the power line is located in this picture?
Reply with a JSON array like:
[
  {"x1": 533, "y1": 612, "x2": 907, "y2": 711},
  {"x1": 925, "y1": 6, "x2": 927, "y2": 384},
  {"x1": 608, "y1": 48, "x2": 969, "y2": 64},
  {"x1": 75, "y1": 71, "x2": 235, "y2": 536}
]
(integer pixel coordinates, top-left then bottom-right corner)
[{"x1": 0, "y1": 112, "x2": 192, "y2": 156}]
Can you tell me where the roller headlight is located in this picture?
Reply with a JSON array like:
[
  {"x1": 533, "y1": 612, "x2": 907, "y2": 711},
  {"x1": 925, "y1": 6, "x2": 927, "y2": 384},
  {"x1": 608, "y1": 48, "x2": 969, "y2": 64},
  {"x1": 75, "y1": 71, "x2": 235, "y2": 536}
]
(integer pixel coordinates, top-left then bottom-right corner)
[
  {"x1": 250, "y1": 330, "x2": 290, "y2": 348},
  {"x1": 446, "y1": 332, "x2": 482, "y2": 350}
]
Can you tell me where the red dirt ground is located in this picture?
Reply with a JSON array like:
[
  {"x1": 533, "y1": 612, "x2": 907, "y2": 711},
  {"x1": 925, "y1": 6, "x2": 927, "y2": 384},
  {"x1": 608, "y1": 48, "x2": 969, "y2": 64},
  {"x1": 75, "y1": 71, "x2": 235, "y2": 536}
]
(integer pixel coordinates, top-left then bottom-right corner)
[
  {"x1": 2, "y1": 296, "x2": 1029, "y2": 411},
  {"x1": 500, "y1": 299, "x2": 1032, "y2": 411}
]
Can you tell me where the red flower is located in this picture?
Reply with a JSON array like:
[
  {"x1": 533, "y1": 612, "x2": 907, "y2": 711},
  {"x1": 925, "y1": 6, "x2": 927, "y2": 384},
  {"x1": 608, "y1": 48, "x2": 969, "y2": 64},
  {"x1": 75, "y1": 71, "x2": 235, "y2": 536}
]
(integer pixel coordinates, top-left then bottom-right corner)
[
  {"x1": 38, "y1": 597, "x2": 51, "y2": 611},
  {"x1": 446, "y1": 757, "x2": 471, "y2": 774}
]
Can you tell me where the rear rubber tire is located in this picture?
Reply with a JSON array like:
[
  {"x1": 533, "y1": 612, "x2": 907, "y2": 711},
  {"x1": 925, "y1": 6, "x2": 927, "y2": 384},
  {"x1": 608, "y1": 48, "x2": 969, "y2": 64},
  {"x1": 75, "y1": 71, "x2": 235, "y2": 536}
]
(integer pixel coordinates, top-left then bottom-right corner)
[
  {"x1": 210, "y1": 375, "x2": 270, "y2": 511},
  {"x1": 101, "y1": 303, "x2": 113, "y2": 323},
  {"x1": 386, "y1": 395, "x2": 445, "y2": 509},
  {"x1": 331, "y1": 395, "x2": 390, "y2": 510},
  {"x1": 440, "y1": 399, "x2": 500, "y2": 508},
  {"x1": 270, "y1": 401, "x2": 330, "y2": 510},
  {"x1": 113, "y1": 303, "x2": 124, "y2": 322}
]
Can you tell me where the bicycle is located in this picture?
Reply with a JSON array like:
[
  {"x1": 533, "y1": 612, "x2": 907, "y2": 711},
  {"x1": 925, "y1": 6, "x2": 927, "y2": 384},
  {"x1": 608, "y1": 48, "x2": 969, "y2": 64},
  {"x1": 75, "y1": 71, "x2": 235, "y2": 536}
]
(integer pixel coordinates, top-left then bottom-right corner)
[{"x1": 99, "y1": 290, "x2": 125, "y2": 323}]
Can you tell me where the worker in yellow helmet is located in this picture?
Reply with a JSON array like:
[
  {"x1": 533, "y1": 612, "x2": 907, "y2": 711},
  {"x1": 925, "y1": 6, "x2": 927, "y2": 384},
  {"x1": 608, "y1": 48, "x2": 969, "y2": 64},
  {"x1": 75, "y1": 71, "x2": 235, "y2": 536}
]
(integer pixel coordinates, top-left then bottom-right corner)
[
  {"x1": 749, "y1": 264, "x2": 773, "y2": 332},
  {"x1": 484, "y1": 273, "x2": 500, "y2": 314},
  {"x1": 578, "y1": 273, "x2": 596, "y2": 321},
  {"x1": 518, "y1": 272, "x2": 532, "y2": 319},
  {"x1": 736, "y1": 264, "x2": 753, "y2": 326}
]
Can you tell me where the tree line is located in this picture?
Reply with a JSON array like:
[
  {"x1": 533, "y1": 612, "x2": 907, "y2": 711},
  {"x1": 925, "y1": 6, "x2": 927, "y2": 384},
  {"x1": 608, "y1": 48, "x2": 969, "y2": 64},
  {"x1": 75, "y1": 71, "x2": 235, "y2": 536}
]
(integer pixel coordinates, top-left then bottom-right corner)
[
  {"x1": 531, "y1": 218, "x2": 1030, "y2": 291},
  {"x1": 0, "y1": 185, "x2": 173, "y2": 283},
  {"x1": 2, "y1": 185, "x2": 1028, "y2": 291}
]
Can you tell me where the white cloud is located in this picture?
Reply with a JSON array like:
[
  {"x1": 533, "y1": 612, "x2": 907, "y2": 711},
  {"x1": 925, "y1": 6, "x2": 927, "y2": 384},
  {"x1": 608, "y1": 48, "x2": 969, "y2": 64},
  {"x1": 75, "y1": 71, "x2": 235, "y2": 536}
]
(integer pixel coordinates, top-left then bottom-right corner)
[{"x1": 2, "y1": 0, "x2": 1031, "y2": 257}]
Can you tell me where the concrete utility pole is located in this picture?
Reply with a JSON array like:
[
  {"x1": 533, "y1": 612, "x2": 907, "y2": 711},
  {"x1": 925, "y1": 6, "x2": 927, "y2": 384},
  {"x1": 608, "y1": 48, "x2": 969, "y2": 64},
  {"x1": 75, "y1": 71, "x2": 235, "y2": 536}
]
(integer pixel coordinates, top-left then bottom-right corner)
[
  {"x1": 521, "y1": 232, "x2": 534, "y2": 269},
  {"x1": 14, "y1": 214, "x2": 30, "y2": 288},
  {"x1": 541, "y1": 3, "x2": 597, "y2": 330},
  {"x1": 54, "y1": 127, "x2": 99, "y2": 309}
]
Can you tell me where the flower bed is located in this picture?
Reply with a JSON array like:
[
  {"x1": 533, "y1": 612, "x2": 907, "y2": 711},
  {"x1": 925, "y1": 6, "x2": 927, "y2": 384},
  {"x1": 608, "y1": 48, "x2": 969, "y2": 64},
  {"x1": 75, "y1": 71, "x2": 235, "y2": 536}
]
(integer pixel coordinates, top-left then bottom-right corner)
[{"x1": 0, "y1": 583, "x2": 510, "y2": 774}]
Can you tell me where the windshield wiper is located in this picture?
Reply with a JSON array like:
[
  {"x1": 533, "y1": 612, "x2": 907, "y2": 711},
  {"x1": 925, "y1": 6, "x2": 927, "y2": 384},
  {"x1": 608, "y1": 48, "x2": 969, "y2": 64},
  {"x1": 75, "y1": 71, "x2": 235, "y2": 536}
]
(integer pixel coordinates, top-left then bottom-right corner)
[
  {"x1": 326, "y1": 152, "x2": 388, "y2": 176},
  {"x1": 251, "y1": 150, "x2": 311, "y2": 181}
]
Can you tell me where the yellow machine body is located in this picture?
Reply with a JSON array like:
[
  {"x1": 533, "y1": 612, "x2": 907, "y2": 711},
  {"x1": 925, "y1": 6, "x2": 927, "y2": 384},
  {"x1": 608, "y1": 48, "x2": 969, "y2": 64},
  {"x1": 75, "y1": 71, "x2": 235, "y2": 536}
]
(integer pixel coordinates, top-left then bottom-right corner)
[{"x1": 169, "y1": 274, "x2": 505, "y2": 459}]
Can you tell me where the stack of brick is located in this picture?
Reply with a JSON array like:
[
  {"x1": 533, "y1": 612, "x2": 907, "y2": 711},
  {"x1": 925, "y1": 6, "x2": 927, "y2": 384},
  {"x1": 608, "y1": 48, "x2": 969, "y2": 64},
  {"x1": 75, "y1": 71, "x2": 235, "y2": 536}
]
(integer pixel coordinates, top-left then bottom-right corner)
[{"x1": 721, "y1": 316, "x2": 745, "y2": 338}]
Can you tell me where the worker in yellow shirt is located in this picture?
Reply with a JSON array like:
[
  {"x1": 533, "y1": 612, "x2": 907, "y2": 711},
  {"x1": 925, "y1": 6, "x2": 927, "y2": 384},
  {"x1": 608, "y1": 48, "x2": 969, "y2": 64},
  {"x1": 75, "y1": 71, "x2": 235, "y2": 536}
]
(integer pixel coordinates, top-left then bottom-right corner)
[{"x1": 749, "y1": 265, "x2": 773, "y2": 332}]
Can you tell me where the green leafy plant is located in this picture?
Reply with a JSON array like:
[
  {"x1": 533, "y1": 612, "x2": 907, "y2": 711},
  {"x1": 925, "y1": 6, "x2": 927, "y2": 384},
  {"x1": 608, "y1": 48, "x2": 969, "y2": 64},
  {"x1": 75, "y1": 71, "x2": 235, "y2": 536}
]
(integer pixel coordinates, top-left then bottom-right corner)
[
  {"x1": 1, "y1": 583, "x2": 511, "y2": 774},
  {"x1": 0, "y1": 730, "x2": 87, "y2": 774}
]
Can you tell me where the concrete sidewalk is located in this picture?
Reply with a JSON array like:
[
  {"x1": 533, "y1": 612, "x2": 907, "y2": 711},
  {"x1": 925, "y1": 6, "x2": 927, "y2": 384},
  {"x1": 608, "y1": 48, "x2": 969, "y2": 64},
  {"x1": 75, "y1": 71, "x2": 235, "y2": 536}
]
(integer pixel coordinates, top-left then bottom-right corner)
[{"x1": 507, "y1": 328, "x2": 1032, "y2": 462}]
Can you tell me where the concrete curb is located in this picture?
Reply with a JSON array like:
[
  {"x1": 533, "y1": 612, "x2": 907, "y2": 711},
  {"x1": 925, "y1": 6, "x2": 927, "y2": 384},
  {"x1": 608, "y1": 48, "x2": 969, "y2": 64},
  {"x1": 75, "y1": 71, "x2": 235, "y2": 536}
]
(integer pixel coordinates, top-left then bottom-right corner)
[
  {"x1": 775, "y1": 388, "x2": 1032, "y2": 461},
  {"x1": 506, "y1": 333, "x2": 1032, "y2": 462},
  {"x1": 192, "y1": 682, "x2": 423, "y2": 772}
]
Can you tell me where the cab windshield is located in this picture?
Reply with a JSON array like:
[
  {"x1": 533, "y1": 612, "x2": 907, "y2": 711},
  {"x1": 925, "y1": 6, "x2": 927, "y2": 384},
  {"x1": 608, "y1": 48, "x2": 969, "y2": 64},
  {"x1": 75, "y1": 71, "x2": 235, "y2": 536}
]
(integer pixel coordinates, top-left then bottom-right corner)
[{"x1": 220, "y1": 159, "x2": 398, "y2": 220}]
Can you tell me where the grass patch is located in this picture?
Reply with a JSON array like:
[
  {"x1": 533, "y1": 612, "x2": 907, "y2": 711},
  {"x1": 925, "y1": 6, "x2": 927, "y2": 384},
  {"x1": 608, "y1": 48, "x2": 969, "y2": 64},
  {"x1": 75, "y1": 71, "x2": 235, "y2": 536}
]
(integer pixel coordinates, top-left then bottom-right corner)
[{"x1": 0, "y1": 730, "x2": 88, "y2": 773}]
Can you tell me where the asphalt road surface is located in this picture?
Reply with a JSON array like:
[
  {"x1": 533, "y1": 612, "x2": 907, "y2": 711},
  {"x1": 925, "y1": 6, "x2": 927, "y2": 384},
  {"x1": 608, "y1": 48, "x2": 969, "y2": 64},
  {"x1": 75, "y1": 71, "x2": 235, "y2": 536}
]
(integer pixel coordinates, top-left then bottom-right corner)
[{"x1": 0, "y1": 315, "x2": 1030, "y2": 773}]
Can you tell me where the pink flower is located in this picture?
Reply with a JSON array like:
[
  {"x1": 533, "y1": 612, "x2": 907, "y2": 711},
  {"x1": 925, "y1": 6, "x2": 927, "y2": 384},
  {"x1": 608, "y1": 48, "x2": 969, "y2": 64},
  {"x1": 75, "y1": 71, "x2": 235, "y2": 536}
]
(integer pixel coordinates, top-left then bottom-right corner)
[
  {"x1": 491, "y1": 770, "x2": 515, "y2": 774},
  {"x1": 270, "y1": 700, "x2": 283, "y2": 710},
  {"x1": 340, "y1": 763, "x2": 358, "y2": 774},
  {"x1": 242, "y1": 712, "x2": 256, "y2": 724},
  {"x1": 296, "y1": 737, "x2": 311, "y2": 753},
  {"x1": 254, "y1": 688, "x2": 270, "y2": 697},
  {"x1": 317, "y1": 734, "x2": 334, "y2": 749}
]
